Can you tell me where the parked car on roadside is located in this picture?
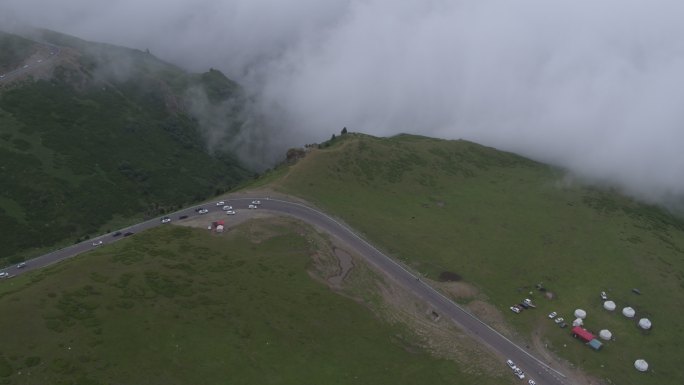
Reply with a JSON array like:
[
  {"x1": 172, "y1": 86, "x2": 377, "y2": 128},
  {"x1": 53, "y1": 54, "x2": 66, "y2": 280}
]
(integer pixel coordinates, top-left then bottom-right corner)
[
  {"x1": 16, "y1": 262, "x2": 26, "y2": 269},
  {"x1": 548, "y1": 311, "x2": 557, "y2": 319}
]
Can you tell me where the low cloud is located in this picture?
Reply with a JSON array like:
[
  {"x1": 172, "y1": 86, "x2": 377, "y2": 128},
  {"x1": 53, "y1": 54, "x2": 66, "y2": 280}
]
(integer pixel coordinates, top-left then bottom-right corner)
[{"x1": 3, "y1": 0, "x2": 684, "y2": 207}]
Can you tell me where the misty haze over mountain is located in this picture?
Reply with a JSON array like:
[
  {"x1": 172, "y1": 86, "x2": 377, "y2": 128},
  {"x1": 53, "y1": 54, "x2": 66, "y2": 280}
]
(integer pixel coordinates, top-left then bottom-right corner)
[{"x1": 3, "y1": 0, "x2": 684, "y2": 209}]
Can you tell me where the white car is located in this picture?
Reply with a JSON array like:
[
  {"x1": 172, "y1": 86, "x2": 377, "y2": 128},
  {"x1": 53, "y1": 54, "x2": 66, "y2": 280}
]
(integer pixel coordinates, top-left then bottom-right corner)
[
  {"x1": 514, "y1": 368, "x2": 525, "y2": 379},
  {"x1": 528, "y1": 380, "x2": 536, "y2": 385},
  {"x1": 16, "y1": 262, "x2": 26, "y2": 269},
  {"x1": 506, "y1": 360, "x2": 516, "y2": 369},
  {"x1": 216, "y1": 201, "x2": 225, "y2": 206},
  {"x1": 92, "y1": 240, "x2": 103, "y2": 246},
  {"x1": 0, "y1": 74, "x2": 5, "y2": 78},
  {"x1": 548, "y1": 311, "x2": 557, "y2": 319},
  {"x1": 37, "y1": 59, "x2": 42, "y2": 63},
  {"x1": 554, "y1": 317, "x2": 564, "y2": 324},
  {"x1": 23, "y1": 64, "x2": 29, "y2": 69},
  {"x1": 198, "y1": 208, "x2": 209, "y2": 214},
  {"x1": 251, "y1": 200, "x2": 261, "y2": 205},
  {"x1": 226, "y1": 210, "x2": 236, "y2": 215},
  {"x1": 248, "y1": 204, "x2": 257, "y2": 209},
  {"x1": 600, "y1": 291, "x2": 608, "y2": 300},
  {"x1": 0, "y1": 272, "x2": 9, "y2": 278},
  {"x1": 510, "y1": 306, "x2": 521, "y2": 314},
  {"x1": 222, "y1": 205, "x2": 233, "y2": 211},
  {"x1": 161, "y1": 217, "x2": 171, "y2": 223}
]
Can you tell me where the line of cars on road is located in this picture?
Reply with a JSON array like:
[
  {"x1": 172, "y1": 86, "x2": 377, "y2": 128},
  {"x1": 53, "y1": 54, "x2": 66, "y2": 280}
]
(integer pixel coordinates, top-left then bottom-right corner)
[
  {"x1": 4, "y1": 199, "x2": 265, "y2": 277},
  {"x1": 0, "y1": 262, "x2": 27, "y2": 279},
  {"x1": 506, "y1": 359, "x2": 536, "y2": 384}
]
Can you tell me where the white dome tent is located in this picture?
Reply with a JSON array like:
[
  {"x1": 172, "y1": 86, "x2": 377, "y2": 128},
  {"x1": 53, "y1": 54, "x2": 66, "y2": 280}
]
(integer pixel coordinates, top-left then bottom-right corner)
[
  {"x1": 639, "y1": 318, "x2": 652, "y2": 330},
  {"x1": 599, "y1": 329, "x2": 612, "y2": 340},
  {"x1": 572, "y1": 318, "x2": 583, "y2": 327},
  {"x1": 603, "y1": 301, "x2": 616, "y2": 311},
  {"x1": 623, "y1": 307, "x2": 636, "y2": 318},
  {"x1": 574, "y1": 309, "x2": 587, "y2": 319},
  {"x1": 634, "y1": 359, "x2": 649, "y2": 372}
]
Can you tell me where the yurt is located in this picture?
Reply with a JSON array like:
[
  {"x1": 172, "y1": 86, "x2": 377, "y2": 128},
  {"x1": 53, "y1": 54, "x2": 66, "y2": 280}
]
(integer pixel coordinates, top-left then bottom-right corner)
[
  {"x1": 638, "y1": 318, "x2": 652, "y2": 330},
  {"x1": 572, "y1": 318, "x2": 583, "y2": 327},
  {"x1": 603, "y1": 301, "x2": 616, "y2": 311},
  {"x1": 574, "y1": 309, "x2": 587, "y2": 319},
  {"x1": 622, "y1": 307, "x2": 636, "y2": 318},
  {"x1": 634, "y1": 359, "x2": 649, "y2": 372},
  {"x1": 599, "y1": 329, "x2": 612, "y2": 340}
]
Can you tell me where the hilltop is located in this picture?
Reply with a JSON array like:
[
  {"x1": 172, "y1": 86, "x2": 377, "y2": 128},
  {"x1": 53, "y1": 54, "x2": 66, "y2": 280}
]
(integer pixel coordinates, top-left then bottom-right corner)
[
  {"x1": 0, "y1": 30, "x2": 251, "y2": 265},
  {"x1": 260, "y1": 132, "x2": 684, "y2": 385}
]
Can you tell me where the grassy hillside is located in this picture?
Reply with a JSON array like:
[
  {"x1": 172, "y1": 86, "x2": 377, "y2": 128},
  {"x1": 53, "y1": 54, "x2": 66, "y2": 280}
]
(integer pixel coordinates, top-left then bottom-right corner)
[
  {"x1": 0, "y1": 30, "x2": 251, "y2": 265},
  {"x1": 0, "y1": 221, "x2": 504, "y2": 385},
  {"x1": 265, "y1": 133, "x2": 684, "y2": 385},
  {"x1": 0, "y1": 31, "x2": 37, "y2": 71}
]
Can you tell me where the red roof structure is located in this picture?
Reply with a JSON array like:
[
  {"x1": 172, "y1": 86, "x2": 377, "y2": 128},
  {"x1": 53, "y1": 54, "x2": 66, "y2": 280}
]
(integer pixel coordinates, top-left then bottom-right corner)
[
  {"x1": 217, "y1": 220, "x2": 225, "y2": 226},
  {"x1": 572, "y1": 326, "x2": 595, "y2": 342}
]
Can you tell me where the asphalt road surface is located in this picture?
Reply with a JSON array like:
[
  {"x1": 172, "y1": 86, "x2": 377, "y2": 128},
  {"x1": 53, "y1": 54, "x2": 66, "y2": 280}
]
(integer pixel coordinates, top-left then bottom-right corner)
[
  {"x1": 2, "y1": 197, "x2": 572, "y2": 385},
  {"x1": 0, "y1": 41, "x2": 61, "y2": 83}
]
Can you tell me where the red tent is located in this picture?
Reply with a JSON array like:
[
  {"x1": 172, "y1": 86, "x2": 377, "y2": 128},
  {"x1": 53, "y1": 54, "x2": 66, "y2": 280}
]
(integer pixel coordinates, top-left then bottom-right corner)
[
  {"x1": 572, "y1": 326, "x2": 595, "y2": 342},
  {"x1": 217, "y1": 220, "x2": 225, "y2": 226}
]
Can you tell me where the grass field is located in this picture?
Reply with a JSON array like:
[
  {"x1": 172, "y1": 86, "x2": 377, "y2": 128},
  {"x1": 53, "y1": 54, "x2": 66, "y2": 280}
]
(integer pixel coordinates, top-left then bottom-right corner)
[
  {"x1": 0, "y1": 220, "x2": 506, "y2": 385},
  {"x1": 264, "y1": 132, "x2": 684, "y2": 385}
]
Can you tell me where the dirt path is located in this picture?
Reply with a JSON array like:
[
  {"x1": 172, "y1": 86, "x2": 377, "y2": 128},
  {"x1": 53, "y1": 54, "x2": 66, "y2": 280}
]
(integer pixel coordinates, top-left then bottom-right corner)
[{"x1": 328, "y1": 248, "x2": 354, "y2": 287}]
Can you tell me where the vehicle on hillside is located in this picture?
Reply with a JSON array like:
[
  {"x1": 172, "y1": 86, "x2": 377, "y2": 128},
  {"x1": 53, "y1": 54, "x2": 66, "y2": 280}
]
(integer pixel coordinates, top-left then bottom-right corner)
[
  {"x1": 123, "y1": 232, "x2": 134, "y2": 237},
  {"x1": 23, "y1": 64, "x2": 28, "y2": 68},
  {"x1": 506, "y1": 360, "x2": 516, "y2": 369},
  {"x1": 226, "y1": 210, "x2": 236, "y2": 215},
  {"x1": 510, "y1": 306, "x2": 521, "y2": 314},
  {"x1": 16, "y1": 262, "x2": 26, "y2": 269},
  {"x1": 559, "y1": 322, "x2": 568, "y2": 328},
  {"x1": 161, "y1": 217, "x2": 171, "y2": 223},
  {"x1": 248, "y1": 204, "x2": 257, "y2": 209},
  {"x1": 554, "y1": 317, "x2": 564, "y2": 324},
  {"x1": 251, "y1": 200, "x2": 261, "y2": 205},
  {"x1": 0, "y1": 272, "x2": 9, "y2": 278},
  {"x1": 514, "y1": 368, "x2": 525, "y2": 379},
  {"x1": 113, "y1": 231, "x2": 122, "y2": 237},
  {"x1": 600, "y1": 291, "x2": 608, "y2": 300},
  {"x1": 548, "y1": 311, "x2": 557, "y2": 319},
  {"x1": 222, "y1": 205, "x2": 233, "y2": 211},
  {"x1": 92, "y1": 240, "x2": 103, "y2": 246},
  {"x1": 198, "y1": 208, "x2": 209, "y2": 214},
  {"x1": 216, "y1": 201, "x2": 225, "y2": 206},
  {"x1": 519, "y1": 302, "x2": 530, "y2": 309},
  {"x1": 528, "y1": 379, "x2": 536, "y2": 385}
]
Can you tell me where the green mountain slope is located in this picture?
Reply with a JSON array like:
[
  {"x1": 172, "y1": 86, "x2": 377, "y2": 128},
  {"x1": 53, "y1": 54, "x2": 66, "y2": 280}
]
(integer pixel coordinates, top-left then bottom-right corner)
[
  {"x1": 0, "y1": 221, "x2": 503, "y2": 385},
  {"x1": 0, "y1": 30, "x2": 251, "y2": 264},
  {"x1": 0, "y1": 31, "x2": 37, "y2": 71},
  {"x1": 265, "y1": 132, "x2": 684, "y2": 385}
]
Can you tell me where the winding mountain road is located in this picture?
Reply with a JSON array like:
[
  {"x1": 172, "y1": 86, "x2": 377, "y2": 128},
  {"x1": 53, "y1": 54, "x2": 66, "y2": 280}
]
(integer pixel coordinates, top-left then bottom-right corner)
[
  {"x1": 0, "y1": 41, "x2": 61, "y2": 83},
  {"x1": 2, "y1": 197, "x2": 572, "y2": 385}
]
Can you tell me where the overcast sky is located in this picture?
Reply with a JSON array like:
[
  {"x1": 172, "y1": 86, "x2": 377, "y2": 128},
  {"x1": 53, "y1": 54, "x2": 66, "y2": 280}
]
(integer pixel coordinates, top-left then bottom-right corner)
[{"x1": 3, "y1": 0, "x2": 684, "y2": 207}]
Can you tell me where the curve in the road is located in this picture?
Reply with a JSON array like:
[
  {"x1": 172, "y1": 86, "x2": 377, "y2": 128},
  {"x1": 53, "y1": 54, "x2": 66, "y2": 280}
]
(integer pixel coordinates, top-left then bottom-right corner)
[{"x1": 2, "y1": 196, "x2": 572, "y2": 385}]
